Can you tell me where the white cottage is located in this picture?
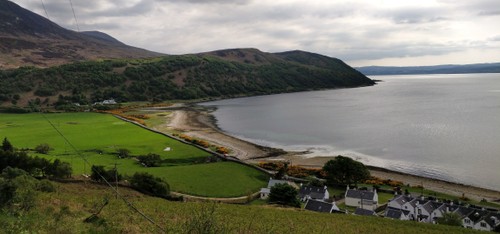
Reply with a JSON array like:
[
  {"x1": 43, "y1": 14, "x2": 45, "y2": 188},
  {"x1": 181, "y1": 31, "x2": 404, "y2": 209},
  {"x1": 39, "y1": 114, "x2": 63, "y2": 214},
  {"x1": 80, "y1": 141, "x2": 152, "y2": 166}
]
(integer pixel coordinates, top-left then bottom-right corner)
[
  {"x1": 259, "y1": 178, "x2": 295, "y2": 199},
  {"x1": 344, "y1": 186, "x2": 378, "y2": 211}
]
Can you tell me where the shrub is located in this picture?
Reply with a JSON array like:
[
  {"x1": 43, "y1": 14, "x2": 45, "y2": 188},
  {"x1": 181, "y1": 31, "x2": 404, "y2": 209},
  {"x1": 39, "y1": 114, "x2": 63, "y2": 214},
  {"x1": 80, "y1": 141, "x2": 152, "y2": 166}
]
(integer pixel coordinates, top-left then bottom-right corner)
[
  {"x1": 268, "y1": 183, "x2": 300, "y2": 208},
  {"x1": 129, "y1": 172, "x2": 169, "y2": 197},
  {"x1": 216, "y1": 146, "x2": 229, "y2": 155},
  {"x1": 116, "y1": 148, "x2": 130, "y2": 158},
  {"x1": 90, "y1": 165, "x2": 122, "y2": 183},
  {"x1": 137, "y1": 153, "x2": 162, "y2": 167},
  {"x1": 37, "y1": 179, "x2": 55, "y2": 192},
  {"x1": 34, "y1": 143, "x2": 51, "y2": 154}
]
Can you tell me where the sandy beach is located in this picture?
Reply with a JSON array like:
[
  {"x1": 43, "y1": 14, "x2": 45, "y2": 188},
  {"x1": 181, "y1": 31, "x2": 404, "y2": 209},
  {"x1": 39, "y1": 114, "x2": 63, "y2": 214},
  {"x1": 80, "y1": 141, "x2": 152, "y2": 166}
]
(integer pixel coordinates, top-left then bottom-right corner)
[{"x1": 159, "y1": 104, "x2": 500, "y2": 202}]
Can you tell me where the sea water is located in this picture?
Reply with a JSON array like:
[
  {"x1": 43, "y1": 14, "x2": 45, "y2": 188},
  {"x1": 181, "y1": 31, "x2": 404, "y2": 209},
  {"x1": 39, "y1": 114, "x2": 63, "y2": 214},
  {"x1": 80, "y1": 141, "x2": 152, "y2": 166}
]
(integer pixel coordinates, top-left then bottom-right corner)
[{"x1": 201, "y1": 73, "x2": 500, "y2": 191}]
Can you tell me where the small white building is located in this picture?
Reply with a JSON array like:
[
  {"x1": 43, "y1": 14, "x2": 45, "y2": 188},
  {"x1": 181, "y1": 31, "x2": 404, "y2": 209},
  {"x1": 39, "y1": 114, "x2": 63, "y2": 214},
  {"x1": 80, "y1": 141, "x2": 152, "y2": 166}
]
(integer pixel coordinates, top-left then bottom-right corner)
[
  {"x1": 344, "y1": 186, "x2": 378, "y2": 211},
  {"x1": 259, "y1": 178, "x2": 296, "y2": 199}
]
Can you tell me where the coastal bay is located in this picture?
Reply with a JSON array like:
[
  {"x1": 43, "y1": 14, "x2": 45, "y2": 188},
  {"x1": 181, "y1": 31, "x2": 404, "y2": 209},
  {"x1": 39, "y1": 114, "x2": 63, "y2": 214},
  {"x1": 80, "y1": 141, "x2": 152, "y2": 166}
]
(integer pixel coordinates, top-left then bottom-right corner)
[{"x1": 155, "y1": 104, "x2": 500, "y2": 202}]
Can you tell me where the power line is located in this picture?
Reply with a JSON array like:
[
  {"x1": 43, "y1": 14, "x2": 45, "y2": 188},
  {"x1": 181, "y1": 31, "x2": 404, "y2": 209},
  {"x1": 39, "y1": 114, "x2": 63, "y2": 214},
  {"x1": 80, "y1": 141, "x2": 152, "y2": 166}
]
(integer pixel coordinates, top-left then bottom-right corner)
[
  {"x1": 67, "y1": 0, "x2": 80, "y2": 31},
  {"x1": 39, "y1": 112, "x2": 166, "y2": 233},
  {"x1": 40, "y1": 0, "x2": 50, "y2": 19}
]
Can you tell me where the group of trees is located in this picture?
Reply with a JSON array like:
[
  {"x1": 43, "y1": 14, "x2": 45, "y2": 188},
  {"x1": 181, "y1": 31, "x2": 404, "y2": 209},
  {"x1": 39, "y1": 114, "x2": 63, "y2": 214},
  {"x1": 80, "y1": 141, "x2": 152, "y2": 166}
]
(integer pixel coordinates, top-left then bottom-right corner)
[
  {"x1": 0, "y1": 138, "x2": 72, "y2": 179},
  {"x1": 89, "y1": 164, "x2": 170, "y2": 198},
  {"x1": 0, "y1": 167, "x2": 55, "y2": 213}
]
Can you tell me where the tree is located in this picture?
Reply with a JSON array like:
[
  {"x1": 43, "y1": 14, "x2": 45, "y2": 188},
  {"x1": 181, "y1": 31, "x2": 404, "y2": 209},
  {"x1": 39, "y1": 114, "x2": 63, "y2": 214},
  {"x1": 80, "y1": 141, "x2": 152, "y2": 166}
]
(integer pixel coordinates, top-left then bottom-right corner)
[
  {"x1": 322, "y1": 155, "x2": 370, "y2": 186},
  {"x1": 129, "y1": 172, "x2": 169, "y2": 197},
  {"x1": 2, "y1": 137, "x2": 13, "y2": 152},
  {"x1": 268, "y1": 183, "x2": 300, "y2": 208},
  {"x1": 90, "y1": 165, "x2": 121, "y2": 183},
  {"x1": 436, "y1": 212, "x2": 463, "y2": 226},
  {"x1": 116, "y1": 148, "x2": 130, "y2": 158},
  {"x1": 274, "y1": 163, "x2": 288, "y2": 180},
  {"x1": 48, "y1": 159, "x2": 72, "y2": 178},
  {"x1": 137, "y1": 153, "x2": 162, "y2": 167},
  {"x1": 34, "y1": 143, "x2": 51, "y2": 154}
]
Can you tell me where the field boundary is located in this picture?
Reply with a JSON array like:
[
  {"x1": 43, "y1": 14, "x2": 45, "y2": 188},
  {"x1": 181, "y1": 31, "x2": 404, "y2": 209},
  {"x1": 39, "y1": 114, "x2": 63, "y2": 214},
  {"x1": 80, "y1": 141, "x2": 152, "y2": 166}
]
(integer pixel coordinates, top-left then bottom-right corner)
[{"x1": 112, "y1": 115, "x2": 273, "y2": 175}]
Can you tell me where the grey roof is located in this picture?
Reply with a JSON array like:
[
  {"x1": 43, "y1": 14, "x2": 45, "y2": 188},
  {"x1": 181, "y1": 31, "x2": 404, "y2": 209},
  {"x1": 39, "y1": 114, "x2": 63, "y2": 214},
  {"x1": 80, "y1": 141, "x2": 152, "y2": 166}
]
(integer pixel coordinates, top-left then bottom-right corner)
[
  {"x1": 483, "y1": 213, "x2": 500, "y2": 228},
  {"x1": 385, "y1": 207, "x2": 403, "y2": 219},
  {"x1": 421, "y1": 201, "x2": 436, "y2": 213},
  {"x1": 304, "y1": 199, "x2": 334, "y2": 213},
  {"x1": 299, "y1": 185, "x2": 327, "y2": 200},
  {"x1": 390, "y1": 195, "x2": 412, "y2": 207},
  {"x1": 355, "y1": 208, "x2": 376, "y2": 216},
  {"x1": 260, "y1": 188, "x2": 270, "y2": 194},
  {"x1": 345, "y1": 189, "x2": 375, "y2": 200},
  {"x1": 454, "y1": 206, "x2": 475, "y2": 218},
  {"x1": 267, "y1": 179, "x2": 289, "y2": 188},
  {"x1": 468, "y1": 210, "x2": 489, "y2": 223}
]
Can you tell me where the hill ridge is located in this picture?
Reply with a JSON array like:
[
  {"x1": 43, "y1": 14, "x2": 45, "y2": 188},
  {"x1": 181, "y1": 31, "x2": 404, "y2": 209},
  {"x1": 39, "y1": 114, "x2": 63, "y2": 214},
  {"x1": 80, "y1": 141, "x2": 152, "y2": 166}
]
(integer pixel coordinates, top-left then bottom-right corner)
[{"x1": 0, "y1": 0, "x2": 161, "y2": 69}]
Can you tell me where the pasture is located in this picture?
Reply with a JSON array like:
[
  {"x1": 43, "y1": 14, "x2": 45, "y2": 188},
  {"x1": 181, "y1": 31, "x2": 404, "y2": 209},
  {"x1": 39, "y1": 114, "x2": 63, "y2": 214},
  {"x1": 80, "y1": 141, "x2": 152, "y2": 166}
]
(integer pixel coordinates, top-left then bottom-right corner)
[{"x1": 0, "y1": 112, "x2": 267, "y2": 197}]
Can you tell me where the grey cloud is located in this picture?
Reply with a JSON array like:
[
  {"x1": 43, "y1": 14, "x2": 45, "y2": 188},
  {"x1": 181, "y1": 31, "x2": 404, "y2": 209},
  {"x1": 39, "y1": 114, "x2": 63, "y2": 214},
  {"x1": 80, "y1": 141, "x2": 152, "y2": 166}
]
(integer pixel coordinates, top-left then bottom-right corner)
[
  {"x1": 478, "y1": 10, "x2": 500, "y2": 16},
  {"x1": 156, "y1": 0, "x2": 251, "y2": 4}
]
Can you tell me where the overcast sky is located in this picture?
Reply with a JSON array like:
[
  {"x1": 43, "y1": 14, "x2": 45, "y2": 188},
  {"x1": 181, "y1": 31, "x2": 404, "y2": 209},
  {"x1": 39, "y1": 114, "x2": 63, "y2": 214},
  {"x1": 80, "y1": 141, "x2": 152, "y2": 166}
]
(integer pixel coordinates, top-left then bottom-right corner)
[{"x1": 14, "y1": 0, "x2": 500, "y2": 66}]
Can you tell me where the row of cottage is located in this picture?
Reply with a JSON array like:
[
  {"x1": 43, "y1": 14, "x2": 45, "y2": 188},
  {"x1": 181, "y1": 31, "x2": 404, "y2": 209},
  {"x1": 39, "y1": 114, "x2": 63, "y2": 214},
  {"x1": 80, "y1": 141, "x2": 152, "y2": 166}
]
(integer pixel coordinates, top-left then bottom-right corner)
[
  {"x1": 260, "y1": 179, "x2": 500, "y2": 232},
  {"x1": 385, "y1": 195, "x2": 500, "y2": 232},
  {"x1": 260, "y1": 179, "x2": 380, "y2": 215}
]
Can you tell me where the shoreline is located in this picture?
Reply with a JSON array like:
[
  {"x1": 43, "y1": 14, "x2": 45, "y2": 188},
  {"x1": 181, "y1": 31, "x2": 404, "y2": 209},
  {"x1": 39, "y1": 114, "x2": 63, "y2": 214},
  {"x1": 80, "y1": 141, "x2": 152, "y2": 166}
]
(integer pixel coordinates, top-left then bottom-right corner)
[{"x1": 155, "y1": 103, "x2": 500, "y2": 202}]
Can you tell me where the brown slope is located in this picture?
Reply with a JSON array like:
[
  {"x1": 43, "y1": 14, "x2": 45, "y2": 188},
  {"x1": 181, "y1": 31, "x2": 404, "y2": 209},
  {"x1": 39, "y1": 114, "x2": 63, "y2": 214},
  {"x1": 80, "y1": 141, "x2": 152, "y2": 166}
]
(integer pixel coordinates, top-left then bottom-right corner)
[{"x1": 0, "y1": 0, "x2": 162, "y2": 69}]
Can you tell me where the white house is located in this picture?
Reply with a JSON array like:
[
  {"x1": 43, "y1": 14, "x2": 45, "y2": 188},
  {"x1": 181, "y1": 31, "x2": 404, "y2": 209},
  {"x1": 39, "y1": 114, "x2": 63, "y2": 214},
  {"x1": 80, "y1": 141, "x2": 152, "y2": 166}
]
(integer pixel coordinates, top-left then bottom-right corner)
[
  {"x1": 344, "y1": 186, "x2": 378, "y2": 211},
  {"x1": 387, "y1": 195, "x2": 413, "y2": 210},
  {"x1": 259, "y1": 178, "x2": 296, "y2": 199},
  {"x1": 299, "y1": 185, "x2": 329, "y2": 202},
  {"x1": 401, "y1": 198, "x2": 423, "y2": 221},
  {"x1": 476, "y1": 213, "x2": 500, "y2": 232},
  {"x1": 468, "y1": 210, "x2": 491, "y2": 230},
  {"x1": 416, "y1": 200, "x2": 438, "y2": 222}
]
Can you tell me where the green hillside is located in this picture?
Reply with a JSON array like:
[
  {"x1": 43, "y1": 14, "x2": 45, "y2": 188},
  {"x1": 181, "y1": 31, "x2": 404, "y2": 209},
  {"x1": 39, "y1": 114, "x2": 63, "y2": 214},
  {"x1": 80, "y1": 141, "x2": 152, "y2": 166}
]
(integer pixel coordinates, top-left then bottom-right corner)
[
  {"x1": 0, "y1": 181, "x2": 479, "y2": 233},
  {"x1": 0, "y1": 49, "x2": 374, "y2": 108}
]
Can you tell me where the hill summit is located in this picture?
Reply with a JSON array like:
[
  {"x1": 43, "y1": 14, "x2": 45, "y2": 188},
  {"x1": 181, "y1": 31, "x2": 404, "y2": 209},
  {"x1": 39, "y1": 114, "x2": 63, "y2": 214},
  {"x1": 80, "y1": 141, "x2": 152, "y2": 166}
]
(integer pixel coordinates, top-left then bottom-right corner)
[{"x1": 0, "y1": 0, "x2": 161, "y2": 69}]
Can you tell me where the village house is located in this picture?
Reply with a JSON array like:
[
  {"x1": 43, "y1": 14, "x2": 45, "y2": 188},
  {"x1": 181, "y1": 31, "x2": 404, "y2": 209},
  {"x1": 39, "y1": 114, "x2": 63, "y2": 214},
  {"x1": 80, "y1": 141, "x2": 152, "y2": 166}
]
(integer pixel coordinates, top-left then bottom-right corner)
[
  {"x1": 385, "y1": 194, "x2": 500, "y2": 232},
  {"x1": 344, "y1": 186, "x2": 378, "y2": 211},
  {"x1": 474, "y1": 213, "x2": 500, "y2": 232},
  {"x1": 298, "y1": 185, "x2": 329, "y2": 202},
  {"x1": 387, "y1": 195, "x2": 412, "y2": 210},
  {"x1": 259, "y1": 178, "x2": 296, "y2": 199},
  {"x1": 93, "y1": 98, "x2": 117, "y2": 105},
  {"x1": 304, "y1": 199, "x2": 340, "y2": 213}
]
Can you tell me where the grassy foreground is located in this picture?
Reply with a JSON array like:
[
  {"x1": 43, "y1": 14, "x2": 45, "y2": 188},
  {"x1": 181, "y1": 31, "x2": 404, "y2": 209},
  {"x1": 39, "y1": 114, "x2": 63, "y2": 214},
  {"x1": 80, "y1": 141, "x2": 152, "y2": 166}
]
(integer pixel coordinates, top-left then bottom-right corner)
[
  {"x1": 0, "y1": 113, "x2": 267, "y2": 197},
  {"x1": 0, "y1": 181, "x2": 480, "y2": 233}
]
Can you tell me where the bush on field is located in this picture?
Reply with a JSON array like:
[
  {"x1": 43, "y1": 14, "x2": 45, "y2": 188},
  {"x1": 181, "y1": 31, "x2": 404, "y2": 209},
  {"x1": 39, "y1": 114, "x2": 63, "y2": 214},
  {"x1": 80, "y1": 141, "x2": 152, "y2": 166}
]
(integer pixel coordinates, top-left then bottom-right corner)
[
  {"x1": 129, "y1": 172, "x2": 169, "y2": 197},
  {"x1": 90, "y1": 165, "x2": 122, "y2": 183},
  {"x1": 137, "y1": 153, "x2": 162, "y2": 167},
  {"x1": 34, "y1": 143, "x2": 51, "y2": 154}
]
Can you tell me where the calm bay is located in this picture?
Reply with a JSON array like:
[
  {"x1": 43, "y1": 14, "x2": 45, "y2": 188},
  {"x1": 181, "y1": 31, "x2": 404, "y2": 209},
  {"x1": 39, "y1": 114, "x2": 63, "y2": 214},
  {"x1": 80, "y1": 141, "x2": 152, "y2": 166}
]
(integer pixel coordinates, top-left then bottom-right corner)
[{"x1": 201, "y1": 73, "x2": 500, "y2": 191}]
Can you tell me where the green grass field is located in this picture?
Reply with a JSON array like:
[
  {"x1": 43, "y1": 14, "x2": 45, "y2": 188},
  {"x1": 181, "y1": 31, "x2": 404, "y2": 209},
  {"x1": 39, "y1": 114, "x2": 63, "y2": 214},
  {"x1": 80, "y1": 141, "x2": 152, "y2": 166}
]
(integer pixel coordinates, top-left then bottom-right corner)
[{"x1": 0, "y1": 112, "x2": 267, "y2": 197}]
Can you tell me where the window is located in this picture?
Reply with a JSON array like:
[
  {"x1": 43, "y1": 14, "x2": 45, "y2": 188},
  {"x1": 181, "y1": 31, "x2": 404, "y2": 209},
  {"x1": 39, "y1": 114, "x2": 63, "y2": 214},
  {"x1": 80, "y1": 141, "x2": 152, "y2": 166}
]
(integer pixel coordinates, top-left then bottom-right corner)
[
  {"x1": 480, "y1": 222, "x2": 487, "y2": 228},
  {"x1": 418, "y1": 209, "x2": 421, "y2": 214},
  {"x1": 404, "y1": 206, "x2": 407, "y2": 209},
  {"x1": 464, "y1": 219, "x2": 470, "y2": 224}
]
